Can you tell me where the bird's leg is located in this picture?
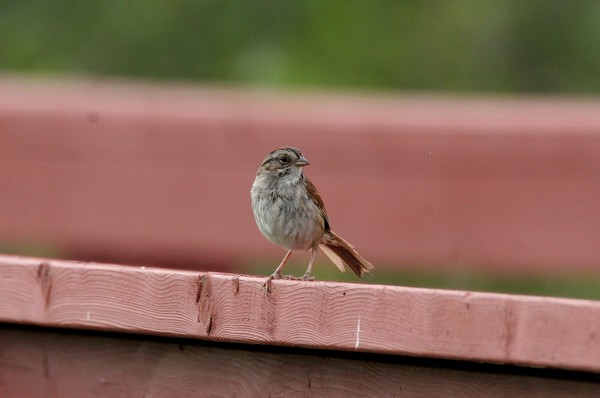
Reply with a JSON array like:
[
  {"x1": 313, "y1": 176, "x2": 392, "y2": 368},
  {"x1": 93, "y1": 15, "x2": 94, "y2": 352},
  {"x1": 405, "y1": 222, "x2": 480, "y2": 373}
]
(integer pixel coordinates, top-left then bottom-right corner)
[
  {"x1": 301, "y1": 247, "x2": 317, "y2": 281},
  {"x1": 263, "y1": 250, "x2": 293, "y2": 292}
]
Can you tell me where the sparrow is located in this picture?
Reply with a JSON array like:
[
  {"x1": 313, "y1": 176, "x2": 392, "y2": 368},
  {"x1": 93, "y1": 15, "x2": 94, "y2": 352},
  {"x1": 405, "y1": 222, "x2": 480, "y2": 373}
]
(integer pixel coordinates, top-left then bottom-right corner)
[{"x1": 251, "y1": 146, "x2": 373, "y2": 288}]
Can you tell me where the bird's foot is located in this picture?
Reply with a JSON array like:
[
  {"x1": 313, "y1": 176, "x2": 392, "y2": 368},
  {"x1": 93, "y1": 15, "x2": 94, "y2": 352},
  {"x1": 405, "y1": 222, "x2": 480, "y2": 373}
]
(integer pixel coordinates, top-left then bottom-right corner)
[
  {"x1": 301, "y1": 273, "x2": 315, "y2": 281},
  {"x1": 282, "y1": 274, "x2": 302, "y2": 280},
  {"x1": 262, "y1": 271, "x2": 282, "y2": 293},
  {"x1": 262, "y1": 271, "x2": 316, "y2": 293}
]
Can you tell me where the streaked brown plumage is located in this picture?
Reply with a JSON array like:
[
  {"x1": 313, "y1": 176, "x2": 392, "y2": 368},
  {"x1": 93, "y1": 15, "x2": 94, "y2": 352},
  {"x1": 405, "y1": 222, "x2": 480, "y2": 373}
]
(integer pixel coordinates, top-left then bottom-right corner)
[{"x1": 251, "y1": 146, "x2": 373, "y2": 287}]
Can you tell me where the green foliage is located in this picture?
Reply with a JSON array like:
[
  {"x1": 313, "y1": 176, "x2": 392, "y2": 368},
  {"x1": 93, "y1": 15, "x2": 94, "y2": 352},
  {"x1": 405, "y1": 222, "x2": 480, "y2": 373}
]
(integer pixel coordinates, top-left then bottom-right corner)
[
  {"x1": 1, "y1": 1, "x2": 600, "y2": 92},
  {"x1": 0, "y1": 241, "x2": 65, "y2": 259}
]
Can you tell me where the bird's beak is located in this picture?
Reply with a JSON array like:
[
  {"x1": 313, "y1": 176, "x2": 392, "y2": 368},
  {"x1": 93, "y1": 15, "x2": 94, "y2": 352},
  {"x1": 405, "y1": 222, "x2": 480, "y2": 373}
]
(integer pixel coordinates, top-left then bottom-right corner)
[{"x1": 295, "y1": 156, "x2": 310, "y2": 167}]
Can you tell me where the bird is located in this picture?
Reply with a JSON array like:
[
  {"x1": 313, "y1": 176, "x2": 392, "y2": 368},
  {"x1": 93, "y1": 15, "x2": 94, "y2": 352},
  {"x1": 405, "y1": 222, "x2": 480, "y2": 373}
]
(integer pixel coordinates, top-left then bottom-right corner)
[{"x1": 251, "y1": 146, "x2": 373, "y2": 289}]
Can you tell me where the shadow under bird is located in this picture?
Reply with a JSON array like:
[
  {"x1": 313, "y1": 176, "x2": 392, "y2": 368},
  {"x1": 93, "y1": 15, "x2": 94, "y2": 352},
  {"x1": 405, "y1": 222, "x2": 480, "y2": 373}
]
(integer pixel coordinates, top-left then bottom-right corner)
[{"x1": 251, "y1": 146, "x2": 374, "y2": 288}]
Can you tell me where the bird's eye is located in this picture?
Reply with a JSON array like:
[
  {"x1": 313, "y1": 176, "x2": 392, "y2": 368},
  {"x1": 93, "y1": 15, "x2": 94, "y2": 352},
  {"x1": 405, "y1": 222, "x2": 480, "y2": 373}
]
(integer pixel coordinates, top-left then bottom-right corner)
[{"x1": 279, "y1": 155, "x2": 290, "y2": 164}]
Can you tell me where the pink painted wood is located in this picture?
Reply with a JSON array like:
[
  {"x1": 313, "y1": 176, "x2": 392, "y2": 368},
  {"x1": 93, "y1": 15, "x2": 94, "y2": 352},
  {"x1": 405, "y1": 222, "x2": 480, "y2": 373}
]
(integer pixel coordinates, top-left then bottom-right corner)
[
  {"x1": 1, "y1": 77, "x2": 600, "y2": 274},
  {"x1": 1, "y1": 254, "x2": 599, "y2": 373}
]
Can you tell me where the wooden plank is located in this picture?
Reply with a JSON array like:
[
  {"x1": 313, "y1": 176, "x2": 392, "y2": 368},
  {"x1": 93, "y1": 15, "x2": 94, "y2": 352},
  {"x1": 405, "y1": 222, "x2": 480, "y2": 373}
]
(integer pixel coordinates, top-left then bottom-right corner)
[
  {"x1": 1, "y1": 325, "x2": 598, "y2": 398},
  {"x1": 2, "y1": 76, "x2": 600, "y2": 273},
  {"x1": 1, "y1": 254, "x2": 599, "y2": 373}
]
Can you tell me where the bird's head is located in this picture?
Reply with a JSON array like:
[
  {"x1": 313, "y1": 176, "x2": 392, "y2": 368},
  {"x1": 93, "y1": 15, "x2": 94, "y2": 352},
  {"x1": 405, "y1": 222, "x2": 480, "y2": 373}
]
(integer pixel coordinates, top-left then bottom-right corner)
[{"x1": 257, "y1": 146, "x2": 309, "y2": 177}]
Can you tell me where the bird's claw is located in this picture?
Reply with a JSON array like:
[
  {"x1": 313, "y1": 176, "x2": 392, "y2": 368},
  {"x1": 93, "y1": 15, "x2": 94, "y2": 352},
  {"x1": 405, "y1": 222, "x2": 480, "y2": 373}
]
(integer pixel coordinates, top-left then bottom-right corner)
[
  {"x1": 262, "y1": 278, "x2": 272, "y2": 294},
  {"x1": 262, "y1": 272, "x2": 281, "y2": 294},
  {"x1": 262, "y1": 272, "x2": 316, "y2": 293}
]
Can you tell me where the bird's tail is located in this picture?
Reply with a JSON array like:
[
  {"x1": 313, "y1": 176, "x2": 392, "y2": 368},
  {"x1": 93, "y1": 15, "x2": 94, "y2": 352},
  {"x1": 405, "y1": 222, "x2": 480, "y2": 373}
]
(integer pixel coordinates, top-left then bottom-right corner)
[{"x1": 319, "y1": 231, "x2": 374, "y2": 277}]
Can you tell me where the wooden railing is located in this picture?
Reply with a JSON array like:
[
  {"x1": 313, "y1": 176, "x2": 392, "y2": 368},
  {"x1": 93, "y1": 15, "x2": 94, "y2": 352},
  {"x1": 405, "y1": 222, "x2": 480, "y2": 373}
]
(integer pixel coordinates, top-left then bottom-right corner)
[
  {"x1": 1, "y1": 254, "x2": 599, "y2": 396},
  {"x1": 1, "y1": 76, "x2": 600, "y2": 396},
  {"x1": 2, "y1": 76, "x2": 600, "y2": 274}
]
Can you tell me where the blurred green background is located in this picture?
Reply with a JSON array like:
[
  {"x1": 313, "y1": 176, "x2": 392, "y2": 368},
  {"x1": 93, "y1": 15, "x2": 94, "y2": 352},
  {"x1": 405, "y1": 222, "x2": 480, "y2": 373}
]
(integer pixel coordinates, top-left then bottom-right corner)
[
  {"x1": 2, "y1": 0, "x2": 600, "y2": 93},
  {"x1": 2, "y1": 1, "x2": 599, "y2": 299}
]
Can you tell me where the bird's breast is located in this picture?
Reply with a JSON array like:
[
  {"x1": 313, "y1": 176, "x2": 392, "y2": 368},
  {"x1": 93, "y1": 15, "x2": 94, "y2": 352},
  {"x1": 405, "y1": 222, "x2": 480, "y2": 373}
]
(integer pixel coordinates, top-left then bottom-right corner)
[{"x1": 251, "y1": 178, "x2": 324, "y2": 251}]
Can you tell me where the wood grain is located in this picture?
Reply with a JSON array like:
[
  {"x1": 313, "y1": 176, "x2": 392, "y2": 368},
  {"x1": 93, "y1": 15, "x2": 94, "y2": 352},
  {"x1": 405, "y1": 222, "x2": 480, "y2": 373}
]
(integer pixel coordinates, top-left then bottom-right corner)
[
  {"x1": 2, "y1": 76, "x2": 600, "y2": 273},
  {"x1": 1, "y1": 326, "x2": 598, "y2": 398},
  {"x1": 1, "y1": 254, "x2": 599, "y2": 374}
]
